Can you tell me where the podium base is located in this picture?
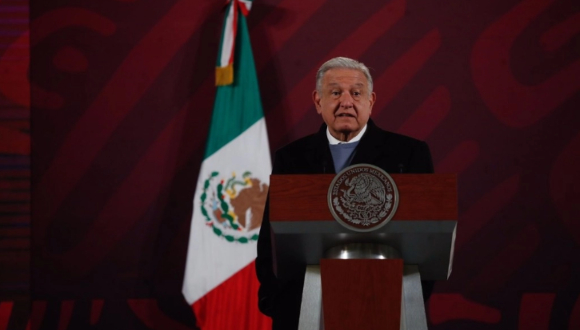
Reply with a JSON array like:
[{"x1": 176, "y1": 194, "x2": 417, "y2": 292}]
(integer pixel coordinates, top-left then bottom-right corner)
[
  {"x1": 401, "y1": 265, "x2": 428, "y2": 329},
  {"x1": 298, "y1": 266, "x2": 324, "y2": 330},
  {"x1": 298, "y1": 265, "x2": 427, "y2": 330}
]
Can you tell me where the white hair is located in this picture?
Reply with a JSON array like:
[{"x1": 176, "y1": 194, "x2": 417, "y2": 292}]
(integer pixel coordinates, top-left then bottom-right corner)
[{"x1": 315, "y1": 57, "x2": 373, "y2": 93}]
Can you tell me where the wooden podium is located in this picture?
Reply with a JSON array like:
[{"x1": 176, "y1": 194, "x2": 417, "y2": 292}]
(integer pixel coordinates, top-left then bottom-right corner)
[{"x1": 269, "y1": 174, "x2": 457, "y2": 330}]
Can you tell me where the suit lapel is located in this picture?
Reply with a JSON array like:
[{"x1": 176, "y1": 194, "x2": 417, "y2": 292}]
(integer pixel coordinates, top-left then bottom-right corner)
[
  {"x1": 304, "y1": 124, "x2": 335, "y2": 174},
  {"x1": 351, "y1": 119, "x2": 386, "y2": 166}
]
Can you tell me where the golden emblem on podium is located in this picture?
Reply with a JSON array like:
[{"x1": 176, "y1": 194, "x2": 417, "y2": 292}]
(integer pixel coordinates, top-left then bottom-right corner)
[{"x1": 328, "y1": 164, "x2": 399, "y2": 232}]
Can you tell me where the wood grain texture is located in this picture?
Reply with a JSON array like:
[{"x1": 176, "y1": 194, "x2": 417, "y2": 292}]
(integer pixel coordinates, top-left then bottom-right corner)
[
  {"x1": 270, "y1": 174, "x2": 457, "y2": 222},
  {"x1": 320, "y1": 259, "x2": 403, "y2": 330}
]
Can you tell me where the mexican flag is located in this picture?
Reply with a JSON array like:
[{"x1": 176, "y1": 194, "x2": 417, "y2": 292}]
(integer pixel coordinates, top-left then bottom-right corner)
[{"x1": 182, "y1": 1, "x2": 272, "y2": 328}]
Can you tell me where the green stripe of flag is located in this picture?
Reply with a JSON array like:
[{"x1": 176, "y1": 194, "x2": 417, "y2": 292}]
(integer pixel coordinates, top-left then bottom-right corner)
[{"x1": 205, "y1": 12, "x2": 264, "y2": 159}]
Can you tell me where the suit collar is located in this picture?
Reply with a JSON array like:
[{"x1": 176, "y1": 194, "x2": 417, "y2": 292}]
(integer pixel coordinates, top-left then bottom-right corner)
[{"x1": 305, "y1": 119, "x2": 387, "y2": 173}]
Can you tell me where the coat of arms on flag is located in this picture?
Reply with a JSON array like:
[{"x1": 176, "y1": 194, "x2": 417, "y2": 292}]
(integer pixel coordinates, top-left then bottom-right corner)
[{"x1": 200, "y1": 171, "x2": 268, "y2": 243}]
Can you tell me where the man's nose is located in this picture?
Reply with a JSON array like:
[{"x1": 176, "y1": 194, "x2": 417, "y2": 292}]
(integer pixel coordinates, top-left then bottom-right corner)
[{"x1": 340, "y1": 93, "x2": 354, "y2": 108}]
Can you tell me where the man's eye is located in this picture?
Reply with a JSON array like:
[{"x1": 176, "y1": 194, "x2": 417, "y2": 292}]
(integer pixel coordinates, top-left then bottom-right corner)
[
  {"x1": 353, "y1": 91, "x2": 361, "y2": 96},
  {"x1": 331, "y1": 91, "x2": 340, "y2": 96}
]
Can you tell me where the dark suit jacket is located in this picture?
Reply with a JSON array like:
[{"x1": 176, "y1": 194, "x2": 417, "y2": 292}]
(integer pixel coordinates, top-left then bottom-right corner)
[{"x1": 256, "y1": 119, "x2": 433, "y2": 330}]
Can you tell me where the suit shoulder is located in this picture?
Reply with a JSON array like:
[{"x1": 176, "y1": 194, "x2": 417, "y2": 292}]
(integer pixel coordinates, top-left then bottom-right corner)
[
  {"x1": 374, "y1": 127, "x2": 428, "y2": 148},
  {"x1": 271, "y1": 132, "x2": 327, "y2": 174},
  {"x1": 275, "y1": 133, "x2": 319, "y2": 155},
  {"x1": 369, "y1": 127, "x2": 433, "y2": 173}
]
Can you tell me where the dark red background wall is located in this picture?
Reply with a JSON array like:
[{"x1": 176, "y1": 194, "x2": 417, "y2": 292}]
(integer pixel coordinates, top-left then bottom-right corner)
[{"x1": 1, "y1": 0, "x2": 579, "y2": 328}]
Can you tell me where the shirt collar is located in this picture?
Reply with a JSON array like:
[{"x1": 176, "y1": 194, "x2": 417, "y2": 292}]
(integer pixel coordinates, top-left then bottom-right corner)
[{"x1": 326, "y1": 124, "x2": 368, "y2": 145}]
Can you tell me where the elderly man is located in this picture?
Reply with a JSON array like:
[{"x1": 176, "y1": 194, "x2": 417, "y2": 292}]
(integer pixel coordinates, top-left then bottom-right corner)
[{"x1": 256, "y1": 57, "x2": 433, "y2": 330}]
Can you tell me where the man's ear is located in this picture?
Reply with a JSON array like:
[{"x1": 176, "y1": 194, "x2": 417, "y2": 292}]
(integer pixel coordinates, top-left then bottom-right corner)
[
  {"x1": 369, "y1": 92, "x2": 377, "y2": 113},
  {"x1": 312, "y1": 90, "x2": 322, "y2": 114}
]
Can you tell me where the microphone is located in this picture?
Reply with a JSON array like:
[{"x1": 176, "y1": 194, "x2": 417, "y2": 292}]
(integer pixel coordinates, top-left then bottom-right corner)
[
  {"x1": 322, "y1": 160, "x2": 327, "y2": 174},
  {"x1": 398, "y1": 163, "x2": 405, "y2": 173}
]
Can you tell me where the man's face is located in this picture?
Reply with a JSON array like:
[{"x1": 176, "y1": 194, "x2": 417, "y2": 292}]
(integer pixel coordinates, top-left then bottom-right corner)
[{"x1": 313, "y1": 68, "x2": 376, "y2": 142}]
